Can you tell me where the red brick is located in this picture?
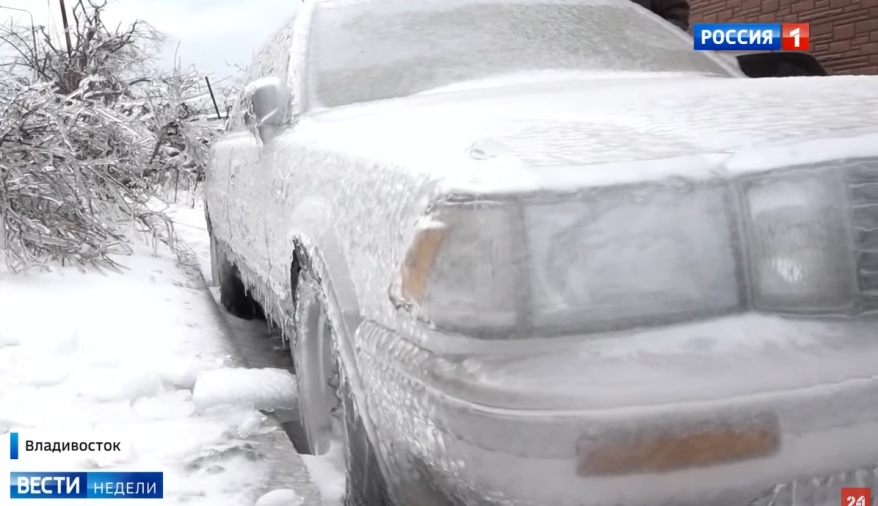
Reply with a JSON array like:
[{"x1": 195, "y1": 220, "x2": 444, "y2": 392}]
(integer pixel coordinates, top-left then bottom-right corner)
[
  {"x1": 834, "y1": 23, "x2": 857, "y2": 39},
  {"x1": 791, "y1": 0, "x2": 816, "y2": 13},
  {"x1": 852, "y1": 35, "x2": 872, "y2": 46},
  {"x1": 829, "y1": 53, "x2": 869, "y2": 64},
  {"x1": 830, "y1": 40, "x2": 853, "y2": 52},
  {"x1": 810, "y1": 22, "x2": 834, "y2": 36},
  {"x1": 855, "y1": 19, "x2": 878, "y2": 33},
  {"x1": 844, "y1": 48, "x2": 870, "y2": 57}
]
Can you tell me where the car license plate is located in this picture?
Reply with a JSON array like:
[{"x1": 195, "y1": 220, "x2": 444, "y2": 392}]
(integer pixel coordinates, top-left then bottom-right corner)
[
  {"x1": 576, "y1": 411, "x2": 781, "y2": 477},
  {"x1": 750, "y1": 465, "x2": 878, "y2": 506}
]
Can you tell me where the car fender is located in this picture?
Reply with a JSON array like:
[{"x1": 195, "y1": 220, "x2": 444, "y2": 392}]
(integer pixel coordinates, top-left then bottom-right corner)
[
  {"x1": 284, "y1": 197, "x2": 397, "y2": 482},
  {"x1": 284, "y1": 197, "x2": 370, "y2": 408}
]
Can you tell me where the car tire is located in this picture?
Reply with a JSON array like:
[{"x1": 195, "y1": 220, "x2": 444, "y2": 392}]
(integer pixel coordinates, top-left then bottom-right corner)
[
  {"x1": 209, "y1": 232, "x2": 261, "y2": 320},
  {"x1": 291, "y1": 264, "x2": 390, "y2": 506}
]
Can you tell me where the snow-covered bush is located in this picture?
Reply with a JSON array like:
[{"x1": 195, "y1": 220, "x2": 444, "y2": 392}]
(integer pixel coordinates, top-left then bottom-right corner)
[
  {"x1": 0, "y1": 76, "x2": 176, "y2": 272},
  {"x1": 140, "y1": 68, "x2": 226, "y2": 204},
  {"x1": 0, "y1": 0, "x2": 182, "y2": 271},
  {"x1": 0, "y1": 0, "x2": 248, "y2": 271}
]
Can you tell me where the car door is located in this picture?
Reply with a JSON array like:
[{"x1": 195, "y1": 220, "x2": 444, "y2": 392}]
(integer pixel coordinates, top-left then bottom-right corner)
[
  {"x1": 249, "y1": 17, "x2": 300, "y2": 302},
  {"x1": 212, "y1": 16, "x2": 298, "y2": 297},
  {"x1": 220, "y1": 86, "x2": 267, "y2": 282}
]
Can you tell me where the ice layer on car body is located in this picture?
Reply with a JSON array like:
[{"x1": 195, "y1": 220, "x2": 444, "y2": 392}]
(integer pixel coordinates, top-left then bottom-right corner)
[{"x1": 205, "y1": 1, "x2": 878, "y2": 505}]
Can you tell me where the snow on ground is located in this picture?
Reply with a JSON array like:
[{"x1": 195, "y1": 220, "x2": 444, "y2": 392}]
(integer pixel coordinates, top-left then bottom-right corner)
[
  {"x1": 0, "y1": 207, "x2": 306, "y2": 505},
  {"x1": 297, "y1": 444, "x2": 346, "y2": 506},
  {"x1": 158, "y1": 198, "x2": 213, "y2": 283},
  {"x1": 167, "y1": 199, "x2": 347, "y2": 506}
]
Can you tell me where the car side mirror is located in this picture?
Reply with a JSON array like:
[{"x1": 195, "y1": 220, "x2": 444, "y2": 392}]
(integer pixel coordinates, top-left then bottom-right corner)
[
  {"x1": 736, "y1": 52, "x2": 828, "y2": 78},
  {"x1": 250, "y1": 77, "x2": 287, "y2": 143}
]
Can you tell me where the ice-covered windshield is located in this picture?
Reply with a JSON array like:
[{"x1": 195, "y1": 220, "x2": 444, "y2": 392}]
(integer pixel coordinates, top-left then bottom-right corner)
[{"x1": 307, "y1": 0, "x2": 733, "y2": 109}]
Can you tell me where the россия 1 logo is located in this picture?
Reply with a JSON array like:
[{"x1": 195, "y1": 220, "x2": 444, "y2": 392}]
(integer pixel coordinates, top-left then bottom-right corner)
[{"x1": 693, "y1": 23, "x2": 810, "y2": 51}]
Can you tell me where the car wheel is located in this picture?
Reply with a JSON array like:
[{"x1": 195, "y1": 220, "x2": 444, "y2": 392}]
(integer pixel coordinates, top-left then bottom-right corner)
[
  {"x1": 210, "y1": 232, "x2": 260, "y2": 319},
  {"x1": 292, "y1": 266, "x2": 390, "y2": 506}
]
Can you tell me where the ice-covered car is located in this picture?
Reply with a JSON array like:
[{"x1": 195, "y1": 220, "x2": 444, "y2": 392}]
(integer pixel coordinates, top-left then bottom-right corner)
[{"x1": 204, "y1": 0, "x2": 878, "y2": 505}]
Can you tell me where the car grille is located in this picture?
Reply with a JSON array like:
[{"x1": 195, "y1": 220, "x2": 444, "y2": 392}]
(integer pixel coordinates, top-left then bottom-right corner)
[{"x1": 845, "y1": 159, "x2": 878, "y2": 313}]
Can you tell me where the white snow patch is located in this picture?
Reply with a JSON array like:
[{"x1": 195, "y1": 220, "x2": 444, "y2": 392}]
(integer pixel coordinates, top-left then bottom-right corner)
[
  {"x1": 192, "y1": 367, "x2": 298, "y2": 412},
  {"x1": 725, "y1": 131, "x2": 878, "y2": 174},
  {"x1": 254, "y1": 488, "x2": 305, "y2": 506},
  {"x1": 166, "y1": 199, "x2": 214, "y2": 283},
  {"x1": 299, "y1": 439, "x2": 346, "y2": 506},
  {"x1": 132, "y1": 391, "x2": 197, "y2": 420},
  {"x1": 158, "y1": 356, "x2": 223, "y2": 390},
  {"x1": 0, "y1": 334, "x2": 20, "y2": 347},
  {"x1": 418, "y1": 70, "x2": 708, "y2": 96},
  {"x1": 236, "y1": 410, "x2": 270, "y2": 439},
  {"x1": 0, "y1": 234, "x2": 281, "y2": 505},
  {"x1": 68, "y1": 367, "x2": 166, "y2": 402}
]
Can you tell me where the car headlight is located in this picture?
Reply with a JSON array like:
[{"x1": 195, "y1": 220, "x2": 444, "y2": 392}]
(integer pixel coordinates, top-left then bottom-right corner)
[
  {"x1": 396, "y1": 205, "x2": 518, "y2": 335},
  {"x1": 741, "y1": 169, "x2": 857, "y2": 313},
  {"x1": 396, "y1": 184, "x2": 742, "y2": 338},
  {"x1": 525, "y1": 183, "x2": 741, "y2": 333},
  {"x1": 394, "y1": 169, "x2": 861, "y2": 338}
]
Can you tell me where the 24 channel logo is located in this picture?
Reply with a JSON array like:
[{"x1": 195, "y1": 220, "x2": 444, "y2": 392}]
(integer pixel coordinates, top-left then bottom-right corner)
[
  {"x1": 844, "y1": 488, "x2": 872, "y2": 506},
  {"x1": 694, "y1": 23, "x2": 810, "y2": 51},
  {"x1": 8, "y1": 432, "x2": 163, "y2": 499}
]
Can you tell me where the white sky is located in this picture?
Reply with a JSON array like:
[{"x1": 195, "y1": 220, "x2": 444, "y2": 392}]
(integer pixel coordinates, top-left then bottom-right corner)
[{"x1": 0, "y1": 0, "x2": 300, "y2": 82}]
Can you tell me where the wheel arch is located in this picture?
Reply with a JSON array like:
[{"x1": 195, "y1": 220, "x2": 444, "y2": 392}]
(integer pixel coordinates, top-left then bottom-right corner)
[
  {"x1": 286, "y1": 226, "x2": 396, "y2": 482},
  {"x1": 283, "y1": 198, "x2": 365, "y2": 397}
]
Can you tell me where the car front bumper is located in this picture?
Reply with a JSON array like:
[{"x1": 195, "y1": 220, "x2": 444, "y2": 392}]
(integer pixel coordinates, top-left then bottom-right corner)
[
  {"x1": 355, "y1": 317, "x2": 878, "y2": 506},
  {"x1": 425, "y1": 409, "x2": 878, "y2": 506}
]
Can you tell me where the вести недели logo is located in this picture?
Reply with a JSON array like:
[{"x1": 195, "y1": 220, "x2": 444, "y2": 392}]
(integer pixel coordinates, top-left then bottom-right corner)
[
  {"x1": 8, "y1": 432, "x2": 163, "y2": 499},
  {"x1": 10, "y1": 472, "x2": 164, "y2": 499}
]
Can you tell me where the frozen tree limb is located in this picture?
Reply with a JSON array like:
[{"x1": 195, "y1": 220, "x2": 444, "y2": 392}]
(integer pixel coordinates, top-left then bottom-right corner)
[
  {"x1": 0, "y1": 0, "x2": 235, "y2": 271},
  {"x1": 0, "y1": 77, "x2": 177, "y2": 272}
]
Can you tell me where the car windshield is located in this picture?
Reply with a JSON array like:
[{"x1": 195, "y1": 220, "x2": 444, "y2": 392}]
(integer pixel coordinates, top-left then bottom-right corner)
[{"x1": 307, "y1": 0, "x2": 734, "y2": 109}]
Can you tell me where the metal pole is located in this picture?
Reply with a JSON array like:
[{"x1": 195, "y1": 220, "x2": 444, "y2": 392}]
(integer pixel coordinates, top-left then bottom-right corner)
[
  {"x1": 0, "y1": 5, "x2": 39, "y2": 59},
  {"x1": 204, "y1": 76, "x2": 223, "y2": 120},
  {"x1": 58, "y1": 0, "x2": 72, "y2": 57}
]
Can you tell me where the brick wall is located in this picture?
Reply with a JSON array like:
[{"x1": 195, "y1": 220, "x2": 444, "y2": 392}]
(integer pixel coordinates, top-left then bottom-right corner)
[{"x1": 690, "y1": 0, "x2": 878, "y2": 75}]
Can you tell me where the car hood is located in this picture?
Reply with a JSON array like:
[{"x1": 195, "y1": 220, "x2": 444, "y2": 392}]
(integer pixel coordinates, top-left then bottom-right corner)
[
  {"x1": 298, "y1": 73, "x2": 878, "y2": 192},
  {"x1": 327, "y1": 74, "x2": 878, "y2": 411}
]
